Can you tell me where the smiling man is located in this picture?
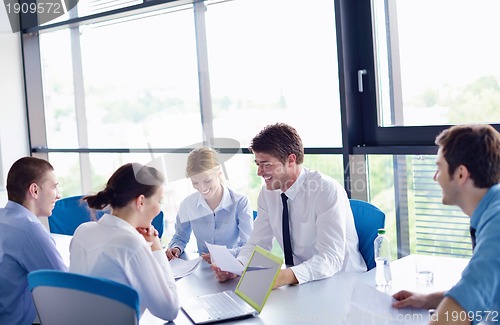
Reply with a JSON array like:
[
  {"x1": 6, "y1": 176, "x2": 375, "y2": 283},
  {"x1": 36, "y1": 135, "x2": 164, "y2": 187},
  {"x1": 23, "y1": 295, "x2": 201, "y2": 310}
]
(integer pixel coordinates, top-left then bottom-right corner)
[
  {"x1": 392, "y1": 124, "x2": 500, "y2": 324},
  {"x1": 212, "y1": 123, "x2": 366, "y2": 288},
  {"x1": 0, "y1": 157, "x2": 67, "y2": 325}
]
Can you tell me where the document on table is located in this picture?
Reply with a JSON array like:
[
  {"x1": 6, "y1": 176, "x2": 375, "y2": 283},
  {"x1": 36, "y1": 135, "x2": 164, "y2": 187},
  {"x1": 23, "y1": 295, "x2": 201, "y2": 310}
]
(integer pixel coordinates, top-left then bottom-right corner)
[
  {"x1": 343, "y1": 282, "x2": 429, "y2": 325},
  {"x1": 169, "y1": 256, "x2": 202, "y2": 279},
  {"x1": 205, "y1": 242, "x2": 245, "y2": 275}
]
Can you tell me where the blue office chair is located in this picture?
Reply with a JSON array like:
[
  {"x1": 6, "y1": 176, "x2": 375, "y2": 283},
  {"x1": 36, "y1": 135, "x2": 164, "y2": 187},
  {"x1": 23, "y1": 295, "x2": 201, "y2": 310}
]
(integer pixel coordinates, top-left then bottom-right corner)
[
  {"x1": 349, "y1": 199, "x2": 386, "y2": 270},
  {"x1": 48, "y1": 195, "x2": 103, "y2": 236},
  {"x1": 151, "y1": 211, "x2": 164, "y2": 237},
  {"x1": 49, "y1": 195, "x2": 164, "y2": 237},
  {"x1": 28, "y1": 270, "x2": 140, "y2": 325}
]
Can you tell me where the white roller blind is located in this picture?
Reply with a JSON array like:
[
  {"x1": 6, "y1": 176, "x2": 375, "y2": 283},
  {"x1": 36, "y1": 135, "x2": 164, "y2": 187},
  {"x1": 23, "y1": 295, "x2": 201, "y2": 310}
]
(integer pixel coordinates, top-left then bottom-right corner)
[{"x1": 412, "y1": 155, "x2": 472, "y2": 258}]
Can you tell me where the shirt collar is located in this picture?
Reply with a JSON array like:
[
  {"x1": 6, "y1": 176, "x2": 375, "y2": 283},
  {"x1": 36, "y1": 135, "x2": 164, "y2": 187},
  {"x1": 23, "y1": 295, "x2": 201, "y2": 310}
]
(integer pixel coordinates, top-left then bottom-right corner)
[
  {"x1": 6, "y1": 200, "x2": 39, "y2": 223},
  {"x1": 98, "y1": 213, "x2": 141, "y2": 236},
  {"x1": 281, "y1": 167, "x2": 306, "y2": 201},
  {"x1": 470, "y1": 183, "x2": 500, "y2": 229},
  {"x1": 196, "y1": 185, "x2": 232, "y2": 212}
]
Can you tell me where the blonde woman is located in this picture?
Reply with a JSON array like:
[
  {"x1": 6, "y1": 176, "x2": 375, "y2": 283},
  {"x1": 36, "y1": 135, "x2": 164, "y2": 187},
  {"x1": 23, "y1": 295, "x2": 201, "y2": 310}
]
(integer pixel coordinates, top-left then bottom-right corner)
[{"x1": 166, "y1": 147, "x2": 253, "y2": 262}]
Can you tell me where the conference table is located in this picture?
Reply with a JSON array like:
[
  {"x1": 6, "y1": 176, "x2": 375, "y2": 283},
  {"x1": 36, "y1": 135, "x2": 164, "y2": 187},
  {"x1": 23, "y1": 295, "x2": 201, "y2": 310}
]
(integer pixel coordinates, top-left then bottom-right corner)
[{"x1": 51, "y1": 234, "x2": 469, "y2": 325}]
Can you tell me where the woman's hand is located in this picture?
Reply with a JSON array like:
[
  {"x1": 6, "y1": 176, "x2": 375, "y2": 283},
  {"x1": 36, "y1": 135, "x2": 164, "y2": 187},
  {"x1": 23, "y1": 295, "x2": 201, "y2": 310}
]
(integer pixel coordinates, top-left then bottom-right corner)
[
  {"x1": 166, "y1": 247, "x2": 181, "y2": 260},
  {"x1": 137, "y1": 225, "x2": 162, "y2": 251},
  {"x1": 210, "y1": 264, "x2": 237, "y2": 282},
  {"x1": 201, "y1": 253, "x2": 212, "y2": 264}
]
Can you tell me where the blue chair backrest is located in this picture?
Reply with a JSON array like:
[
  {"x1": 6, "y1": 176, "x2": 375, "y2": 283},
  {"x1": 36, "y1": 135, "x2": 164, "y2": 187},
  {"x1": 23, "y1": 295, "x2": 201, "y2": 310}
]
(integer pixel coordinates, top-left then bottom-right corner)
[
  {"x1": 49, "y1": 196, "x2": 99, "y2": 235},
  {"x1": 28, "y1": 270, "x2": 140, "y2": 325},
  {"x1": 152, "y1": 211, "x2": 164, "y2": 238},
  {"x1": 49, "y1": 195, "x2": 164, "y2": 237},
  {"x1": 349, "y1": 199, "x2": 386, "y2": 270}
]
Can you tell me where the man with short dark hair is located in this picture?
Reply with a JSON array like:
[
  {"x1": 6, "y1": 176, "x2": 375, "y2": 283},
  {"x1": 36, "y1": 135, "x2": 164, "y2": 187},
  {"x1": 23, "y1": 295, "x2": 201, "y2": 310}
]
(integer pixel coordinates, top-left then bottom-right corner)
[
  {"x1": 393, "y1": 124, "x2": 500, "y2": 324},
  {"x1": 0, "y1": 157, "x2": 67, "y2": 325},
  {"x1": 212, "y1": 123, "x2": 366, "y2": 288}
]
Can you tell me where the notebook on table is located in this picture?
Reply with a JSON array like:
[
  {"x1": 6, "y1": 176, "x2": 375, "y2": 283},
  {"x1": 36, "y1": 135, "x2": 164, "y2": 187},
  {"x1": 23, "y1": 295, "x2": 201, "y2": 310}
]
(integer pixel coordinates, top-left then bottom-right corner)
[{"x1": 181, "y1": 246, "x2": 283, "y2": 324}]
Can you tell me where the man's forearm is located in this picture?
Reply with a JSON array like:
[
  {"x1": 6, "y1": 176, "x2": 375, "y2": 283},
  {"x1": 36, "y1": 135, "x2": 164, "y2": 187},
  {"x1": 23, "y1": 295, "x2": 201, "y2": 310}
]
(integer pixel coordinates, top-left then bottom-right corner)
[{"x1": 430, "y1": 296, "x2": 469, "y2": 325}]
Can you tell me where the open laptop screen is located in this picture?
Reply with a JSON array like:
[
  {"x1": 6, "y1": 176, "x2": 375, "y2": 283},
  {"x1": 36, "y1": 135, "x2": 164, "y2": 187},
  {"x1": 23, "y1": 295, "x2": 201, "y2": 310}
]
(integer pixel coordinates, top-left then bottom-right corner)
[{"x1": 234, "y1": 246, "x2": 282, "y2": 313}]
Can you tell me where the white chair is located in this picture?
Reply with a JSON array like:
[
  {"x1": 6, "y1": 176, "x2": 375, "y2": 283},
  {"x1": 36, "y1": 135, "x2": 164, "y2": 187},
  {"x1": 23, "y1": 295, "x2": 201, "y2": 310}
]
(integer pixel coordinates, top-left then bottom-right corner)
[{"x1": 28, "y1": 270, "x2": 140, "y2": 325}]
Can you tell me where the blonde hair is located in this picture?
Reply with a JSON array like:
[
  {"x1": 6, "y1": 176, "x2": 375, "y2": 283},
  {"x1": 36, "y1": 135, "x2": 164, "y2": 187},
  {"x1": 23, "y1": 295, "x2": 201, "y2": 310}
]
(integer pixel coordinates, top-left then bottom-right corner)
[{"x1": 186, "y1": 147, "x2": 221, "y2": 178}]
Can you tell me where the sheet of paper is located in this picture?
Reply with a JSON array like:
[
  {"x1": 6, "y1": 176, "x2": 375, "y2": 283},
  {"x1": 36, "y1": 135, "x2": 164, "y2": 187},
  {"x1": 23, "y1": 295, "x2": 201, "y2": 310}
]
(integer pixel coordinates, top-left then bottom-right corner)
[
  {"x1": 343, "y1": 282, "x2": 429, "y2": 325},
  {"x1": 205, "y1": 242, "x2": 244, "y2": 275},
  {"x1": 169, "y1": 256, "x2": 202, "y2": 279}
]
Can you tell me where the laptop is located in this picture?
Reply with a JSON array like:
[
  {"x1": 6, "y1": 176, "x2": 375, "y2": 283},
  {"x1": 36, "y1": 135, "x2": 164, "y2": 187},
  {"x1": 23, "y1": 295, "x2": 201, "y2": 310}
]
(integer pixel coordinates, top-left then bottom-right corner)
[{"x1": 181, "y1": 246, "x2": 283, "y2": 324}]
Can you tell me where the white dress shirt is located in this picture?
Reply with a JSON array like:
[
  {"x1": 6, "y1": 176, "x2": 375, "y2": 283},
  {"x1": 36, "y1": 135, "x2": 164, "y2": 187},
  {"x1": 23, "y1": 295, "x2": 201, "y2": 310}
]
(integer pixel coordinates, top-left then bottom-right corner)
[
  {"x1": 70, "y1": 214, "x2": 179, "y2": 321},
  {"x1": 238, "y1": 168, "x2": 366, "y2": 284}
]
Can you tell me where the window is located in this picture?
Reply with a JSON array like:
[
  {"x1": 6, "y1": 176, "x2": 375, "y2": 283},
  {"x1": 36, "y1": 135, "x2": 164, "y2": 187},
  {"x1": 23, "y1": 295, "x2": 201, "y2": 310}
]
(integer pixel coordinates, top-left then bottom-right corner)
[
  {"x1": 32, "y1": 0, "x2": 343, "y2": 242},
  {"x1": 411, "y1": 155, "x2": 472, "y2": 257},
  {"x1": 23, "y1": 0, "x2": 498, "y2": 258},
  {"x1": 40, "y1": 7, "x2": 201, "y2": 150},
  {"x1": 205, "y1": 0, "x2": 342, "y2": 148},
  {"x1": 37, "y1": 0, "x2": 342, "y2": 176},
  {"x1": 372, "y1": 0, "x2": 500, "y2": 127},
  {"x1": 367, "y1": 154, "x2": 472, "y2": 259},
  {"x1": 40, "y1": 29, "x2": 77, "y2": 148}
]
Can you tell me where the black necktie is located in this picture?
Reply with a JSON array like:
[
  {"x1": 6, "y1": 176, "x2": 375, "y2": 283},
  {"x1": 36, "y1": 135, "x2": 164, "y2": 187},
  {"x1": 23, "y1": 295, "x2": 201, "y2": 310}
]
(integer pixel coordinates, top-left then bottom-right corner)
[
  {"x1": 470, "y1": 226, "x2": 476, "y2": 251},
  {"x1": 281, "y1": 193, "x2": 294, "y2": 266}
]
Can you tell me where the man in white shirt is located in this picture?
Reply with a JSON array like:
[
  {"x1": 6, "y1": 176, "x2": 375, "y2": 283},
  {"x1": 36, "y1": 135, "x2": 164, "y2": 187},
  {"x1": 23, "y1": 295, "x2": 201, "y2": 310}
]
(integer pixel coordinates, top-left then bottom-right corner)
[{"x1": 212, "y1": 123, "x2": 366, "y2": 288}]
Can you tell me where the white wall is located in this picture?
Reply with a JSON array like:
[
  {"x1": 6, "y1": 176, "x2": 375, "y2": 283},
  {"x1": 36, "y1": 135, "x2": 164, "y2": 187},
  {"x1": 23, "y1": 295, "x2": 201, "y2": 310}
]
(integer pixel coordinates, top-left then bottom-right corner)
[{"x1": 0, "y1": 6, "x2": 30, "y2": 205}]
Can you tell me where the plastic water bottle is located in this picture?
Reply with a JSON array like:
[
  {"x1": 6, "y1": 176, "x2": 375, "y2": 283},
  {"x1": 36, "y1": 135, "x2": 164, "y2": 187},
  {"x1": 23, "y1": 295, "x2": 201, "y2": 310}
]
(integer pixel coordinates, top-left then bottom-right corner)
[{"x1": 374, "y1": 228, "x2": 392, "y2": 286}]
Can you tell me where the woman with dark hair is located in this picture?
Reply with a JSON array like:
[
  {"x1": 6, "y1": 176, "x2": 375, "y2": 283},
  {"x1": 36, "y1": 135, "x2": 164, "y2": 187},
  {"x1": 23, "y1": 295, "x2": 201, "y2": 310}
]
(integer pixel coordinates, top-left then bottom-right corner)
[{"x1": 69, "y1": 163, "x2": 178, "y2": 321}]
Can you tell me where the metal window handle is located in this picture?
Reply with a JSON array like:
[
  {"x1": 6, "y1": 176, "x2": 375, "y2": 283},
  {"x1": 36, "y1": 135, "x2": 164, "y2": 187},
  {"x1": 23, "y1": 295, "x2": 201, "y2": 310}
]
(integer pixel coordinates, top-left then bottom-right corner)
[{"x1": 358, "y1": 69, "x2": 367, "y2": 93}]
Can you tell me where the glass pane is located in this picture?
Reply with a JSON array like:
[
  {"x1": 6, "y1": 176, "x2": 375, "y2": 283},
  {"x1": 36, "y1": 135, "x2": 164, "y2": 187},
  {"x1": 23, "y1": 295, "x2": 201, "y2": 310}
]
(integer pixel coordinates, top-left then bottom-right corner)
[
  {"x1": 40, "y1": 7, "x2": 202, "y2": 149},
  {"x1": 373, "y1": 0, "x2": 500, "y2": 126},
  {"x1": 49, "y1": 151, "x2": 199, "y2": 245},
  {"x1": 205, "y1": 0, "x2": 342, "y2": 147},
  {"x1": 80, "y1": 9, "x2": 201, "y2": 148},
  {"x1": 40, "y1": 29, "x2": 79, "y2": 148},
  {"x1": 411, "y1": 155, "x2": 471, "y2": 258},
  {"x1": 47, "y1": 153, "x2": 82, "y2": 197},
  {"x1": 367, "y1": 154, "x2": 472, "y2": 259},
  {"x1": 367, "y1": 155, "x2": 398, "y2": 259},
  {"x1": 303, "y1": 154, "x2": 344, "y2": 187}
]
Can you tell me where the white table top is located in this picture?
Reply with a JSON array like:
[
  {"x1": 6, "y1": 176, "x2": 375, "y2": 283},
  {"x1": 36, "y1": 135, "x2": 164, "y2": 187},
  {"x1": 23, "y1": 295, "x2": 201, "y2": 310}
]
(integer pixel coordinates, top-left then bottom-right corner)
[
  {"x1": 140, "y1": 254, "x2": 469, "y2": 325},
  {"x1": 50, "y1": 234, "x2": 469, "y2": 325},
  {"x1": 382, "y1": 254, "x2": 469, "y2": 295}
]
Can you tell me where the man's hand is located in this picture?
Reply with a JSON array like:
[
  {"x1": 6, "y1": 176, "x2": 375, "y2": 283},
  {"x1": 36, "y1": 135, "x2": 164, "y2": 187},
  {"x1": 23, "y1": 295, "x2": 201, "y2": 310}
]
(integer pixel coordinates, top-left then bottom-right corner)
[
  {"x1": 273, "y1": 268, "x2": 298, "y2": 288},
  {"x1": 210, "y1": 264, "x2": 237, "y2": 282},
  {"x1": 392, "y1": 290, "x2": 444, "y2": 310}
]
